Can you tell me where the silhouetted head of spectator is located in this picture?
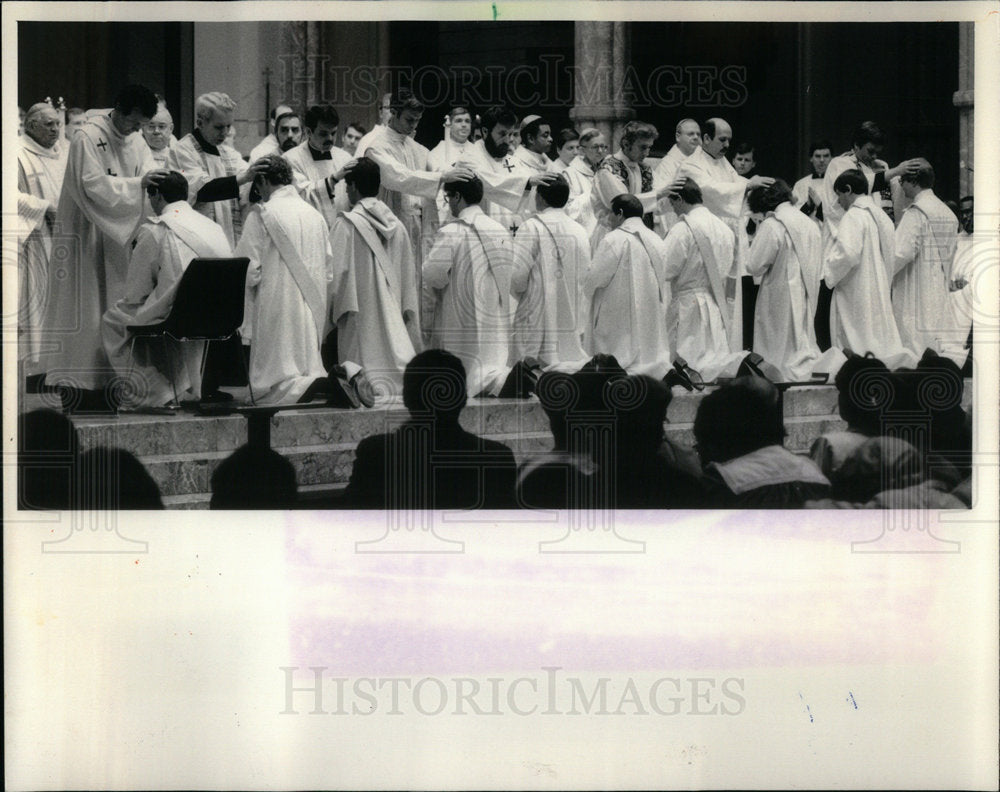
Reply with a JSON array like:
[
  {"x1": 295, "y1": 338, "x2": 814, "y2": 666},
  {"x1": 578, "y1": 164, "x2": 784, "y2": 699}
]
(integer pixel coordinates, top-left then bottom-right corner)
[
  {"x1": 77, "y1": 447, "x2": 163, "y2": 509},
  {"x1": 608, "y1": 375, "x2": 672, "y2": 461},
  {"x1": 536, "y1": 365, "x2": 623, "y2": 453},
  {"x1": 18, "y1": 409, "x2": 79, "y2": 509},
  {"x1": 402, "y1": 349, "x2": 468, "y2": 425},
  {"x1": 210, "y1": 445, "x2": 298, "y2": 509},
  {"x1": 834, "y1": 353, "x2": 893, "y2": 436},
  {"x1": 693, "y1": 377, "x2": 785, "y2": 467}
]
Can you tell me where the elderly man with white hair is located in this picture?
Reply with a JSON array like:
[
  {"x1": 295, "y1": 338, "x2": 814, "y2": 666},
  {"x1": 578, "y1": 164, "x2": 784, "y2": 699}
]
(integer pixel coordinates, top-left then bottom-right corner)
[
  {"x1": 168, "y1": 91, "x2": 268, "y2": 248},
  {"x1": 17, "y1": 102, "x2": 68, "y2": 380},
  {"x1": 142, "y1": 101, "x2": 177, "y2": 166}
]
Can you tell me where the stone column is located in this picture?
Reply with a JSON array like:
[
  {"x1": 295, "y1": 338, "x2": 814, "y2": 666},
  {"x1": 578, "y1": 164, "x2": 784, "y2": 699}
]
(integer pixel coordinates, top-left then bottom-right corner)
[
  {"x1": 570, "y1": 21, "x2": 636, "y2": 147},
  {"x1": 279, "y1": 21, "x2": 328, "y2": 110},
  {"x1": 952, "y1": 21, "x2": 974, "y2": 198}
]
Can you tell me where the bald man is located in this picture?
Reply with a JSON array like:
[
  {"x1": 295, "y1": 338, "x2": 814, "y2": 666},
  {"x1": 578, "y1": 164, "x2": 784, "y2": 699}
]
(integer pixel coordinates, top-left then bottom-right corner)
[
  {"x1": 142, "y1": 103, "x2": 176, "y2": 165},
  {"x1": 653, "y1": 118, "x2": 701, "y2": 236}
]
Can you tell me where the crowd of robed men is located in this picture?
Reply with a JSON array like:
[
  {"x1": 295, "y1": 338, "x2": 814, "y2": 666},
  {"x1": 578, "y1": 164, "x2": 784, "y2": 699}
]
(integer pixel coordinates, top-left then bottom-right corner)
[{"x1": 16, "y1": 84, "x2": 972, "y2": 413}]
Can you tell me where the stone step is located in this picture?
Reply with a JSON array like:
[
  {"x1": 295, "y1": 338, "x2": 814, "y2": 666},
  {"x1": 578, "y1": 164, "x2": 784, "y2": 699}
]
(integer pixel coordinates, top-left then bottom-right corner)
[
  {"x1": 49, "y1": 384, "x2": 844, "y2": 459},
  {"x1": 22, "y1": 381, "x2": 968, "y2": 508}
]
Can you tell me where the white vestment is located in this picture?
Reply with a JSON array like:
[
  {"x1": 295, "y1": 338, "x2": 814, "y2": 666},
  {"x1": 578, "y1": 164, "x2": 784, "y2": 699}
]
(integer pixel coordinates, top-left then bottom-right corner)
[
  {"x1": 463, "y1": 139, "x2": 531, "y2": 235},
  {"x1": 549, "y1": 158, "x2": 569, "y2": 174},
  {"x1": 791, "y1": 173, "x2": 825, "y2": 231},
  {"x1": 102, "y1": 201, "x2": 233, "y2": 407},
  {"x1": 585, "y1": 216, "x2": 672, "y2": 379},
  {"x1": 17, "y1": 134, "x2": 68, "y2": 366},
  {"x1": 427, "y1": 137, "x2": 475, "y2": 225},
  {"x1": 356, "y1": 125, "x2": 441, "y2": 266},
  {"x1": 824, "y1": 196, "x2": 910, "y2": 367},
  {"x1": 510, "y1": 207, "x2": 592, "y2": 372},
  {"x1": 590, "y1": 151, "x2": 659, "y2": 252},
  {"x1": 677, "y1": 145, "x2": 748, "y2": 349},
  {"x1": 651, "y1": 144, "x2": 691, "y2": 237},
  {"x1": 43, "y1": 114, "x2": 157, "y2": 389},
  {"x1": 562, "y1": 156, "x2": 598, "y2": 235},
  {"x1": 423, "y1": 205, "x2": 514, "y2": 396},
  {"x1": 282, "y1": 141, "x2": 352, "y2": 229},
  {"x1": 892, "y1": 189, "x2": 958, "y2": 360},
  {"x1": 662, "y1": 205, "x2": 746, "y2": 381},
  {"x1": 148, "y1": 142, "x2": 173, "y2": 166},
  {"x1": 745, "y1": 202, "x2": 823, "y2": 381},
  {"x1": 329, "y1": 197, "x2": 421, "y2": 397},
  {"x1": 249, "y1": 133, "x2": 279, "y2": 164},
  {"x1": 168, "y1": 132, "x2": 249, "y2": 249},
  {"x1": 235, "y1": 185, "x2": 332, "y2": 404}
]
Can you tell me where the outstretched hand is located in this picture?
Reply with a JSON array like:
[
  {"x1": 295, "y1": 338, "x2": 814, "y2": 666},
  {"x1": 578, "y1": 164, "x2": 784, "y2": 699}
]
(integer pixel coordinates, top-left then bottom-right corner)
[{"x1": 528, "y1": 173, "x2": 558, "y2": 189}]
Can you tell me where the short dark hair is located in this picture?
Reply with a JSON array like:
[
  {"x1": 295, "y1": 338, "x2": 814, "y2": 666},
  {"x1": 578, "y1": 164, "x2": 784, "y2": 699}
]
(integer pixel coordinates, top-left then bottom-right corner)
[
  {"x1": 389, "y1": 88, "x2": 424, "y2": 115},
  {"x1": 521, "y1": 116, "x2": 550, "y2": 146},
  {"x1": 809, "y1": 139, "x2": 833, "y2": 156},
  {"x1": 304, "y1": 105, "x2": 339, "y2": 131},
  {"x1": 152, "y1": 171, "x2": 189, "y2": 204},
  {"x1": 346, "y1": 156, "x2": 381, "y2": 197},
  {"x1": 734, "y1": 141, "x2": 755, "y2": 156},
  {"x1": 346, "y1": 121, "x2": 367, "y2": 135},
  {"x1": 403, "y1": 349, "x2": 467, "y2": 421},
  {"x1": 114, "y1": 84, "x2": 158, "y2": 119},
  {"x1": 481, "y1": 106, "x2": 518, "y2": 135},
  {"x1": 901, "y1": 157, "x2": 935, "y2": 189},
  {"x1": 257, "y1": 154, "x2": 294, "y2": 186},
  {"x1": 694, "y1": 376, "x2": 785, "y2": 461},
  {"x1": 537, "y1": 174, "x2": 570, "y2": 208},
  {"x1": 670, "y1": 177, "x2": 703, "y2": 205},
  {"x1": 852, "y1": 121, "x2": 886, "y2": 148},
  {"x1": 210, "y1": 445, "x2": 298, "y2": 509},
  {"x1": 620, "y1": 121, "x2": 658, "y2": 149},
  {"x1": 611, "y1": 193, "x2": 643, "y2": 219},
  {"x1": 556, "y1": 127, "x2": 580, "y2": 149},
  {"x1": 833, "y1": 168, "x2": 869, "y2": 196},
  {"x1": 703, "y1": 119, "x2": 723, "y2": 139},
  {"x1": 747, "y1": 178, "x2": 793, "y2": 214},
  {"x1": 444, "y1": 175, "x2": 484, "y2": 205},
  {"x1": 834, "y1": 353, "x2": 893, "y2": 435}
]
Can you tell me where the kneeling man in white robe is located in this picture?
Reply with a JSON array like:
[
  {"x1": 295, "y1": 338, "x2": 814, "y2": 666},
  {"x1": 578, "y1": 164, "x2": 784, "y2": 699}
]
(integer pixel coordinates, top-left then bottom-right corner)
[
  {"x1": 662, "y1": 179, "x2": 748, "y2": 382},
  {"x1": 745, "y1": 179, "x2": 822, "y2": 381},
  {"x1": 235, "y1": 155, "x2": 332, "y2": 404},
  {"x1": 329, "y1": 157, "x2": 421, "y2": 399},
  {"x1": 423, "y1": 176, "x2": 515, "y2": 397},
  {"x1": 585, "y1": 194, "x2": 672, "y2": 379},
  {"x1": 102, "y1": 171, "x2": 233, "y2": 408},
  {"x1": 825, "y1": 168, "x2": 911, "y2": 368},
  {"x1": 510, "y1": 174, "x2": 592, "y2": 373}
]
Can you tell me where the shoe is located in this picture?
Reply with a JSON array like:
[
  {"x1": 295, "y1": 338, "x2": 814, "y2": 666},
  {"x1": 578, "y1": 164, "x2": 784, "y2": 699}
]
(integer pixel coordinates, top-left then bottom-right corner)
[
  {"x1": 326, "y1": 366, "x2": 361, "y2": 408},
  {"x1": 60, "y1": 387, "x2": 119, "y2": 415},
  {"x1": 670, "y1": 357, "x2": 705, "y2": 392},
  {"x1": 498, "y1": 360, "x2": 542, "y2": 399},
  {"x1": 350, "y1": 371, "x2": 376, "y2": 408},
  {"x1": 199, "y1": 389, "x2": 235, "y2": 403},
  {"x1": 737, "y1": 353, "x2": 782, "y2": 383}
]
